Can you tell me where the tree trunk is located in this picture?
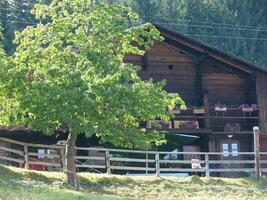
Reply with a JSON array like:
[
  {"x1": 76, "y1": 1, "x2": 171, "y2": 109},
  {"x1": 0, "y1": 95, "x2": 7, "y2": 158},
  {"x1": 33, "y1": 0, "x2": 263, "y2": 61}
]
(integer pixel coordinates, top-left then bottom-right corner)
[{"x1": 65, "y1": 130, "x2": 78, "y2": 188}]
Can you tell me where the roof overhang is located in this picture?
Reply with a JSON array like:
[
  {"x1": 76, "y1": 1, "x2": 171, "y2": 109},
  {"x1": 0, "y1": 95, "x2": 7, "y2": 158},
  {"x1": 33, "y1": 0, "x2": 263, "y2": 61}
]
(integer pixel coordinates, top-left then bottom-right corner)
[{"x1": 154, "y1": 23, "x2": 267, "y2": 75}]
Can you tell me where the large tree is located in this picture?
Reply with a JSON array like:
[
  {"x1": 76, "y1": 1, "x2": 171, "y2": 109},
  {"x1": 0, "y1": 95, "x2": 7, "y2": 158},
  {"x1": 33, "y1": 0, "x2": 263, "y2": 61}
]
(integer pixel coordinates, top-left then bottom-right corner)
[{"x1": 0, "y1": 0, "x2": 184, "y2": 187}]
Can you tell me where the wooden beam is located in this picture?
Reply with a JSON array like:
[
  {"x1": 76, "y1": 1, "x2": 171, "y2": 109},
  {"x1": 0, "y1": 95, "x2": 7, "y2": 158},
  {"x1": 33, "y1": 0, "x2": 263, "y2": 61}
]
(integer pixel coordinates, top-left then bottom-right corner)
[
  {"x1": 195, "y1": 53, "x2": 208, "y2": 107},
  {"x1": 162, "y1": 32, "x2": 254, "y2": 74},
  {"x1": 256, "y1": 72, "x2": 267, "y2": 133},
  {"x1": 141, "y1": 52, "x2": 148, "y2": 71},
  {"x1": 254, "y1": 127, "x2": 260, "y2": 179},
  {"x1": 204, "y1": 91, "x2": 211, "y2": 129}
]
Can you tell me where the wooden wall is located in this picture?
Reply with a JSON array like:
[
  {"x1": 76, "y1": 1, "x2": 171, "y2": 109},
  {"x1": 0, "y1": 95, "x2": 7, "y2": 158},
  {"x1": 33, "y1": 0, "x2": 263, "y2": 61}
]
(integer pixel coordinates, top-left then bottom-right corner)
[
  {"x1": 202, "y1": 73, "x2": 245, "y2": 106},
  {"x1": 202, "y1": 73, "x2": 246, "y2": 131},
  {"x1": 125, "y1": 42, "x2": 198, "y2": 107}
]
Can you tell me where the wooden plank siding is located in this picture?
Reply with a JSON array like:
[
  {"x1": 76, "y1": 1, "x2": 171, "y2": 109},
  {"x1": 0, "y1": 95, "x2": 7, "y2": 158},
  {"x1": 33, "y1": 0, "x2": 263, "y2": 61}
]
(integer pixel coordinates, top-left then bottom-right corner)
[
  {"x1": 125, "y1": 42, "x2": 198, "y2": 107},
  {"x1": 202, "y1": 73, "x2": 246, "y2": 131}
]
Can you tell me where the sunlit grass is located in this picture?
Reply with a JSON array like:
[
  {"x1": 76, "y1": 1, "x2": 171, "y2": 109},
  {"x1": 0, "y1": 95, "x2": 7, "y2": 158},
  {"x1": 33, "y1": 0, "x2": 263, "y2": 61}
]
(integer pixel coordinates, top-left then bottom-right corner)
[{"x1": 1, "y1": 165, "x2": 267, "y2": 199}]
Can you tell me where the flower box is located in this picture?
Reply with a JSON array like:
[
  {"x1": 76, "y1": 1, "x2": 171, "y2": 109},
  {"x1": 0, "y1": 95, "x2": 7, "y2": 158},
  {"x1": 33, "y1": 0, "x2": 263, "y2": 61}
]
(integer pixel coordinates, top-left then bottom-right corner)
[
  {"x1": 174, "y1": 120, "x2": 199, "y2": 129},
  {"x1": 241, "y1": 107, "x2": 254, "y2": 112},
  {"x1": 193, "y1": 107, "x2": 205, "y2": 114},
  {"x1": 147, "y1": 120, "x2": 172, "y2": 129},
  {"x1": 239, "y1": 104, "x2": 258, "y2": 112},
  {"x1": 224, "y1": 123, "x2": 241, "y2": 132},
  {"x1": 215, "y1": 106, "x2": 227, "y2": 112}
]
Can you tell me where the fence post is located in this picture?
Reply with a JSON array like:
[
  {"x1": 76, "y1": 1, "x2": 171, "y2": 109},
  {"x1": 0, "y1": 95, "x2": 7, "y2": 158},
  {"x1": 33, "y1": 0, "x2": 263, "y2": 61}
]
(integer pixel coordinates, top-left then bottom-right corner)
[
  {"x1": 105, "y1": 150, "x2": 111, "y2": 175},
  {"x1": 62, "y1": 147, "x2": 66, "y2": 173},
  {"x1": 253, "y1": 126, "x2": 260, "y2": 179},
  {"x1": 146, "y1": 149, "x2": 148, "y2": 174},
  {"x1": 205, "y1": 153, "x2": 209, "y2": 177},
  {"x1": 24, "y1": 145, "x2": 29, "y2": 170},
  {"x1": 155, "y1": 153, "x2": 160, "y2": 177}
]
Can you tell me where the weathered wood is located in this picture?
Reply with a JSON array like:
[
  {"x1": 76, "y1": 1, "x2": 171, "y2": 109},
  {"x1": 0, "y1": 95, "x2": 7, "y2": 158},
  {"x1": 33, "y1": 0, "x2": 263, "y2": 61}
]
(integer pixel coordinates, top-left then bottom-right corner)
[
  {"x1": 0, "y1": 156, "x2": 24, "y2": 164},
  {"x1": 110, "y1": 166, "x2": 155, "y2": 171},
  {"x1": 204, "y1": 91, "x2": 211, "y2": 129},
  {"x1": 256, "y1": 73, "x2": 267, "y2": 133},
  {"x1": 109, "y1": 157, "x2": 155, "y2": 163},
  {"x1": 24, "y1": 145, "x2": 29, "y2": 170},
  {"x1": 0, "y1": 137, "x2": 65, "y2": 149},
  {"x1": 0, "y1": 146, "x2": 24, "y2": 155},
  {"x1": 209, "y1": 160, "x2": 255, "y2": 164},
  {"x1": 74, "y1": 156, "x2": 105, "y2": 160},
  {"x1": 0, "y1": 137, "x2": 26, "y2": 146},
  {"x1": 146, "y1": 149, "x2": 148, "y2": 174},
  {"x1": 28, "y1": 161, "x2": 61, "y2": 167},
  {"x1": 254, "y1": 127, "x2": 260, "y2": 179},
  {"x1": 205, "y1": 153, "x2": 209, "y2": 177},
  {"x1": 105, "y1": 151, "x2": 111, "y2": 174},
  {"x1": 160, "y1": 168, "x2": 205, "y2": 172},
  {"x1": 155, "y1": 153, "x2": 160, "y2": 177},
  {"x1": 159, "y1": 160, "x2": 205, "y2": 164},
  {"x1": 27, "y1": 152, "x2": 60, "y2": 158},
  {"x1": 75, "y1": 164, "x2": 106, "y2": 169},
  {"x1": 209, "y1": 168, "x2": 255, "y2": 172}
]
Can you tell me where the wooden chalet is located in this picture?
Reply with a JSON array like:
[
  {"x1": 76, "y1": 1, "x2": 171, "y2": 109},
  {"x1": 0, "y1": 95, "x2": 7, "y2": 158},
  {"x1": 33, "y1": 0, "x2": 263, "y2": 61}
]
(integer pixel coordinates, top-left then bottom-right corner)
[
  {"x1": 124, "y1": 24, "x2": 267, "y2": 157},
  {"x1": 1, "y1": 24, "x2": 267, "y2": 164}
]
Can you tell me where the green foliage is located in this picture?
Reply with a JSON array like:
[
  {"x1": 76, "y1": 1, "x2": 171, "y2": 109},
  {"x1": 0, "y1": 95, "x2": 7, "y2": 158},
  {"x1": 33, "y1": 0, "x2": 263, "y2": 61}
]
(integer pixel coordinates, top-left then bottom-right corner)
[{"x1": 0, "y1": 0, "x2": 184, "y2": 149}]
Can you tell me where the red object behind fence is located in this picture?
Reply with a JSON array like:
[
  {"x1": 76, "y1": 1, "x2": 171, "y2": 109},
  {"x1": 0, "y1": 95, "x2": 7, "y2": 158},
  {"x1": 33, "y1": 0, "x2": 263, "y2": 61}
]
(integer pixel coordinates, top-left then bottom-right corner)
[{"x1": 28, "y1": 157, "x2": 46, "y2": 171}]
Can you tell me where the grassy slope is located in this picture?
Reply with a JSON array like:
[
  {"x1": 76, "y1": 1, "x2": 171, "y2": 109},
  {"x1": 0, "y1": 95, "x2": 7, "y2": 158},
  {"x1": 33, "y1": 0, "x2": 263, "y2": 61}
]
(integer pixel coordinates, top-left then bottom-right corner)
[{"x1": 1, "y1": 165, "x2": 267, "y2": 200}]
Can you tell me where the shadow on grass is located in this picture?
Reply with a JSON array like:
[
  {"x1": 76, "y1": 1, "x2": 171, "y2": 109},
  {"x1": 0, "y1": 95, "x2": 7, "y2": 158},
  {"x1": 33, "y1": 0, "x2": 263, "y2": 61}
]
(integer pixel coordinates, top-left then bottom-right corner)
[
  {"x1": 0, "y1": 165, "x2": 21, "y2": 180},
  {"x1": 0, "y1": 164, "x2": 56, "y2": 184},
  {"x1": 239, "y1": 177, "x2": 267, "y2": 188},
  {"x1": 79, "y1": 175, "x2": 138, "y2": 186}
]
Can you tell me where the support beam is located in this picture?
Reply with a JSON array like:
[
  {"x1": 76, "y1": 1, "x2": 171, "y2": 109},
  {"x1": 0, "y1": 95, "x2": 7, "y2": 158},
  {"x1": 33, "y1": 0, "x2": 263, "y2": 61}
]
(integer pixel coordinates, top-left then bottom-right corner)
[
  {"x1": 253, "y1": 126, "x2": 260, "y2": 179},
  {"x1": 141, "y1": 53, "x2": 148, "y2": 71},
  {"x1": 256, "y1": 72, "x2": 267, "y2": 133},
  {"x1": 194, "y1": 53, "x2": 208, "y2": 106}
]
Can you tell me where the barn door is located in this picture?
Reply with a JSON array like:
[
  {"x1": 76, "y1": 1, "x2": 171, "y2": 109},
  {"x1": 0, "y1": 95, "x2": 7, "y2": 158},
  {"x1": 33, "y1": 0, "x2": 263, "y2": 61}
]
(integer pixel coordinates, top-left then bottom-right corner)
[{"x1": 220, "y1": 140, "x2": 241, "y2": 177}]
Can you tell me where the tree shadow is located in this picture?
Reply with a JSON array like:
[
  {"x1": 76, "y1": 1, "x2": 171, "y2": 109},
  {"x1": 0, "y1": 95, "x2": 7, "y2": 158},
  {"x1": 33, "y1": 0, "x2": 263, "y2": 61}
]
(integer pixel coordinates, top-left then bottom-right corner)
[{"x1": 0, "y1": 164, "x2": 21, "y2": 180}]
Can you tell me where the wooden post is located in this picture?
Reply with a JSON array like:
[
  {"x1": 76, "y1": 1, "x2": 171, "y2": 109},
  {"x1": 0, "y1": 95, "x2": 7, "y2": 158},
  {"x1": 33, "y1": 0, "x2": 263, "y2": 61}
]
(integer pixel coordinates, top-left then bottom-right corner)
[
  {"x1": 253, "y1": 126, "x2": 260, "y2": 179},
  {"x1": 61, "y1": 147, "x2": 66, "y2": 173},
  {"x1": 205, "y1": 153, "x2": 210, "y2": 177},
  {"x1": 24, "y1": 145, "x2": 29, "y2": 170},
  {"x1": 105, "y1": 151, "x2": 111, "y2": 175},
  {"x1": 155, "y1": 153, "x2": 160, "y2": 177},
  {"x1": 145, "y1": 148, "x2": 148, "y2": 174},
  {"x1": 204, "y1": 91, "x2": 211, "y2": 129}
]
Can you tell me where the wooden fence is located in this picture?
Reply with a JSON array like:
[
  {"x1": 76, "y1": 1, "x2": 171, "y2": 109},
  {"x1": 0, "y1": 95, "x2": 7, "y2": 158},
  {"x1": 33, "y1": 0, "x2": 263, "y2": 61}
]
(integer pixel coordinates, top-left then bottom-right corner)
[{"x1": 0, "y1": 137, "x2": 266, "y2": 178}]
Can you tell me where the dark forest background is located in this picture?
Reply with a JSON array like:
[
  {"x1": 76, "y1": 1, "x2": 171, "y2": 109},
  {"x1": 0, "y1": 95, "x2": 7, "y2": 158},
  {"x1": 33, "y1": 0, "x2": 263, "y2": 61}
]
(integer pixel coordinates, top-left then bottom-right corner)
[{"x1": 1, "y1": 0, "x2": 267, "y2": 68}]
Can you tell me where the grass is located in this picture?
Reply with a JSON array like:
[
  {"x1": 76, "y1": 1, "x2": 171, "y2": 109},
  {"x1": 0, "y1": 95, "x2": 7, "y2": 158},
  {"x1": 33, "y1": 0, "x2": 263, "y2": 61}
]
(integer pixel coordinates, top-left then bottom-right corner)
[{"x1": 1, "y1": 165, "x2": 267, "y2": 199}]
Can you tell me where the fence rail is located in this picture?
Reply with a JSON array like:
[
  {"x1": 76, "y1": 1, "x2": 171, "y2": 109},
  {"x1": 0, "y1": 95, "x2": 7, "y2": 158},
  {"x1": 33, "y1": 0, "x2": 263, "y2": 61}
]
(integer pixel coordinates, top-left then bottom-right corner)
[{"x1": 0, "y1": 137, "x2": 267, "y2": 178}]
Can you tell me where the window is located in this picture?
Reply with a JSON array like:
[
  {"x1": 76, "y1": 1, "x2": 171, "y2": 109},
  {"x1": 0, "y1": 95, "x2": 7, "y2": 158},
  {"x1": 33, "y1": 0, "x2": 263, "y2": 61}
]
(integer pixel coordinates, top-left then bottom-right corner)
[
  {"x1": 222, "y1": 144, "x2": 229, "y2": 157},
  {"x1": 37, "y1": 149, "x2": 52, "y2": 159},
  {"x1": 37, "y1": 149, "x2": 45, "y2": 158},
  {"x1": 221, "y1": 141, "x2": 239, "y2": 157},
  {"x1": 231, "y1": 143, "x2": 239, "y2": 156},
  {"x1": 168, "y1": 65, "x2": 174, "y2": 70}
]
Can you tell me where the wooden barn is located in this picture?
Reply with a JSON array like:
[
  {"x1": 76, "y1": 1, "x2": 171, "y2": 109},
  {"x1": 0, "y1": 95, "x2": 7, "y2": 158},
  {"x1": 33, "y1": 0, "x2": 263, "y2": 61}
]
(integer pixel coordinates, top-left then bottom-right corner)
[
  {"x1": 1, "y1": 24, "x2": 267, "y2": 162},
  {"x1": 124, "y1": 24, "x2": 267, "y2": 157}
]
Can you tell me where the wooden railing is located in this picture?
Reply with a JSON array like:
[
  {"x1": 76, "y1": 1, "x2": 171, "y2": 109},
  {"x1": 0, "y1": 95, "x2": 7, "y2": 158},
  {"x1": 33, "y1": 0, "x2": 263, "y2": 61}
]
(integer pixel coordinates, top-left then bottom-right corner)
[
  {"x1": 0, "y1": 137, "x2": 64, "y2": 170},
  {"x1": 0, "y1": 137, "x2": 266, "y2": 178}
]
